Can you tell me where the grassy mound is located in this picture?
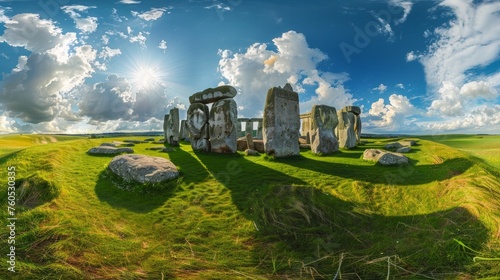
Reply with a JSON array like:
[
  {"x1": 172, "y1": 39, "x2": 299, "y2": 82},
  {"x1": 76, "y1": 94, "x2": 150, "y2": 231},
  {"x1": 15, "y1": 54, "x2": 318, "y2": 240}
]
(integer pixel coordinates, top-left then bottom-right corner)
[{"x1": 0, "y1": 134, "x2": 498, "y2": 279}]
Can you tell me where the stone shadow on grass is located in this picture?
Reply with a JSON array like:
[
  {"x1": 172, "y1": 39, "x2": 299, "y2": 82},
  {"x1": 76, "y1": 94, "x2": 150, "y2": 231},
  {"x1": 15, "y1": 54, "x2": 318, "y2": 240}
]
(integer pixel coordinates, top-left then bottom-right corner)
[
  {"x1": 273, "y1": 155, "x2": 472, "y2": 185},
  {"x1": 195, "y1": 153, "x2": 489, "y2": 278},
  {"x1": 94, "y1": 170, "x2": 177, "y2": 213}
]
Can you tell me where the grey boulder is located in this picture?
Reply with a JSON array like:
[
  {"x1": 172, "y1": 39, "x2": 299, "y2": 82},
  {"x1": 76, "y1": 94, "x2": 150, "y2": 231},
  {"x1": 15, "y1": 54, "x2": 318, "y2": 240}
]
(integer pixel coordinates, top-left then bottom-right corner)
[
  {"x1": 363, "y1": 149, "x2": 409, "y2": 165},
  {"x1": 108, "y1": 154, "x2": 179, "y2": 184}
]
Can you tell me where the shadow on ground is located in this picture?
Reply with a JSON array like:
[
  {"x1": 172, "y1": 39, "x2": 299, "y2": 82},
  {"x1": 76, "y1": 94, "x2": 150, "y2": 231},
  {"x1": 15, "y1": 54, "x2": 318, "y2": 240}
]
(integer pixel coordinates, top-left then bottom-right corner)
[{"x1": 190, "y1": 151, "x2": 488, "y2": 278}]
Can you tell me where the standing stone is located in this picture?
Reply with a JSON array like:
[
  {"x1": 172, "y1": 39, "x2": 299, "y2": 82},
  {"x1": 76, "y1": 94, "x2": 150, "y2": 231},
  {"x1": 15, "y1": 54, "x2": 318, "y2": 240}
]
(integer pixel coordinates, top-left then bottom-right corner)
[
  {"x1": 209, "y1": 98, "x2": 238, "y2": 153},
  {"x1": 179, "y1": 120, "x2": 189, "y2": 141},
  {"x1": 262, "y1": 83, "x2": 300, "y2": 157},
  {"x1": 246, "y1": 133, "x2": 254, "y2": 150},
  {"x1": 309, "y1": 105, "x2": 339, "y2": 154},
  {"x1": 245, "y1": 121, "x2": 253, "y2": 137},
  {"x1": 163, "y1": 114, "x2": 169, "y2": 144},
  {"x1": 187, "y1": 103, "x2": 210, "y2": 152},
  {"x1": 343, "y1": 106, "x2": 361, "y2": 115},
  {"x1": 166, "y1": 108, "x2": 180, "y2": 146},
  {"x1": 354, "y1": 114, "x2": 362, "y2": 144},
  {"x1": 256, "y1": 120, "x2": 263, "y2": 139},
  {"x1": 337, "y1": 110, "x2": 357, "y2": 149},
  {"x1": 189, "y1": 85, "x2": 237, "y2": 104}
]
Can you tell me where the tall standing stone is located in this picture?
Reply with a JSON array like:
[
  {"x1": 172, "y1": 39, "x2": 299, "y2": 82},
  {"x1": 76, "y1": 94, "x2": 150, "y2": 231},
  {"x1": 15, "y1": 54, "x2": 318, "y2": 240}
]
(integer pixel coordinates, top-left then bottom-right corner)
[
  {"x1": 166, "y1": 108, "x2": 180, "y2": 146},
  {"x1": 310, "y1": 105, "x2": 339, "y2": 154},
  {"x1": 262, "y1": 83, "x2": 300, "y2": 158},
  {"x1": 337, "y1": 110, "x2": 357, "y2": 149},
  {"x1": 187, "y1": 103, "x2": 210, "y2": 152},
  {"x1": 209, "y1": 98, "x2": 238, "y2": 153},
  {"x1": 245, "y1": 121, "x2": 253, "y2": 137},
  {"x1": 343, "y1": 106, "x2": 362, "y2": 145},
  {"x1": 163, "y1": 114, "x2": 169, "y2": 143},
  {"x1": 179, "y1": 120, "x2": 189, "y2": 141},
  {"x1": 256, "y1": 120, "x2": 263, "y2": 139}
]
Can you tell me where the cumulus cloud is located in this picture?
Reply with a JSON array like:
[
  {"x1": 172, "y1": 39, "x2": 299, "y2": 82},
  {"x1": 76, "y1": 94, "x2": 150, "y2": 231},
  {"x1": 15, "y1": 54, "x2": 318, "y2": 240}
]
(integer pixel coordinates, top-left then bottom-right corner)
[
  {"x1": 368, "y1": 94, "x2": 419, "y2": 130},
  {"x1": 99, "y1": 46, "x2": 122, "y2": 60},
  {"x1": 372, "y1": 84, "x2": 388, "y2": 93},
  {"x1": 62, "y1": 5, "x2": 98, "y2": 33},
  {"x1": 0, "y1": 13, "x2": 96, "y2": 124},
  {"x1": 0, "y1": 115, "x2": 17, "y2": 133},
  {"x1": 425, "y1": 105, "x2": 500, "y2": 132},
  {"x1": 406, "y1": 51, "x2": 420, "y2": 62},
  {"x1": 132, "y1": 7, "x2": 169, "y2": 21},
  {"x1": 395, "y1": 83, "x2": 405, "y2": 89},
  {"x1": 428, "y1": 80, "x2": 498, "y2": 117},
  {"x1": 158, "y1": 40, "x2": 167, "y2": 52},
  {"x1": 218, "y1": 30, "x2": 357, "y2": 117},
  {"x1": 78, "y1": 75, "x2": 134, "y2": 121},
  {"x1": 0, "y1": 13, "x2": 76, "y2": 53}
]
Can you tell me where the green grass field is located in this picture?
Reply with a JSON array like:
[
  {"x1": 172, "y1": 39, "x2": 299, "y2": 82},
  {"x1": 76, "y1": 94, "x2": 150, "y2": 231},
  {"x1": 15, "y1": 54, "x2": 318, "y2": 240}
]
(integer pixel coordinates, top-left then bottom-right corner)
[{"x1": 0, "y1": 134, "x2": 499, "y2": 279}]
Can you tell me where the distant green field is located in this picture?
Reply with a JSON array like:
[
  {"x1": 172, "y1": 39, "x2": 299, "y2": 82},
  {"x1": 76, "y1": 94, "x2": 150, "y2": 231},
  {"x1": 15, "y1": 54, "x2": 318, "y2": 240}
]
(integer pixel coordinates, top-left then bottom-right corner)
[
  {"x1": 0, "y1": 134, "x2": 499, "y2": 279},
  {"x1": 419, "y1": 134, "x2": 500, "y2": 169}
]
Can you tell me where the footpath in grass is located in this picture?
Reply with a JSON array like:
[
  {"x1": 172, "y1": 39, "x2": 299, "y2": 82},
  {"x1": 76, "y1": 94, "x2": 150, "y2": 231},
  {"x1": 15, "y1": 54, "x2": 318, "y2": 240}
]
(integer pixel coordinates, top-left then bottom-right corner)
[{"x1": 0, "y1": 134, "x2": 499, "y2": 279}]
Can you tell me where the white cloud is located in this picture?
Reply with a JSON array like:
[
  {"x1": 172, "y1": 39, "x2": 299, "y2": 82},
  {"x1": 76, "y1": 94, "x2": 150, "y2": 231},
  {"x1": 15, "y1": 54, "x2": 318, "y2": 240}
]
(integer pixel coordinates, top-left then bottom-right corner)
[
  {"x1": 368, "y1": 94, "x2": 419, "y2": 130},
  {"x1": 129, "y1": 32, "x2": 147, "y2": 47},
  {"x1": 0, "y1": 13, "x2": 96, "y2": 124},
  {"x1": 391, "y1": 1, "x2": 413, "y2": 25},
  {"x1": 118, "y1": 0, "x2": 140, "y2": 4},
  {"x1": 425, "y1": 105, "x2": 500, "y2": 132},
  {"x1": 0, "y1": 115, "x2": 17, "y2": 133},
  {"x1": 99, "y1": 46, "x2": 122, "y2": 60},
  {"x1": 158, "y1": 40, "x2": 167, "y2": 52},
  {"x1": 0, "y1": 13, "x2": 76, "y2": 53},
  {"x1": 102, "y1": 35, "x2": 109, "y2": 45},
  {"x1": 406, "y1": 51, "x2": 420, "y2": 62},
  {"x1": 62, "y1": 5, "x2": 98, "y2": 34},
  {"x1": 0, "y1": 8, "x2": 9, "y2": 23},
  {"x1": 132, "y1": 7, "x2": 168, "y2": 21},
  {"x1": 205, "y1": 4, "x2": 231, "y2": 11},
  {"x1": 78, "y1": 75, "x2": 134, "y2": 121},
  {"x1": 418, "y1": 0, "x2": 500, "y2": 88},
  {"x1": 218, "y1": 31, "x2": 357, "y2": 117},
  {"x1": 428, "y1": 80, "x2": 498, "y2": 117},
  {"x1": 395, "y1": 83, "x2": 405, "y2": 89},
  {"x1": 372, "y1": 83, "x2": 388, "y2": 93}
]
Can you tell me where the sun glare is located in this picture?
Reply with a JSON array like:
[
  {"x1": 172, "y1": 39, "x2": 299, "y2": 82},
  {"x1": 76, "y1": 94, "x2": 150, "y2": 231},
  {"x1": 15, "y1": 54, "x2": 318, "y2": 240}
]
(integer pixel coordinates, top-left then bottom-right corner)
[{"x1": 131, "y1": 65, "x2": 160, "y2": 90}]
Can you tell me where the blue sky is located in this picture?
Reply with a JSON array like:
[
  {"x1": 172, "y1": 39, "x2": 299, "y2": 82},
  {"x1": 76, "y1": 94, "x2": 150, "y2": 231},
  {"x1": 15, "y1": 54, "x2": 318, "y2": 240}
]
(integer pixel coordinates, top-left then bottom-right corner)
[{"x1": 0, "y1": 0, "x2": 499, "y2": 134}]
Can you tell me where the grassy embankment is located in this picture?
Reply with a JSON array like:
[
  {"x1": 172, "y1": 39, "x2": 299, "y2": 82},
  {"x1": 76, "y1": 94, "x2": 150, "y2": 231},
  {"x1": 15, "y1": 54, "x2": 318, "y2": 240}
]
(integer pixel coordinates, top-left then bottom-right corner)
[{"x1": 0, "y1": 134, "x2": 499, "y2": 279}]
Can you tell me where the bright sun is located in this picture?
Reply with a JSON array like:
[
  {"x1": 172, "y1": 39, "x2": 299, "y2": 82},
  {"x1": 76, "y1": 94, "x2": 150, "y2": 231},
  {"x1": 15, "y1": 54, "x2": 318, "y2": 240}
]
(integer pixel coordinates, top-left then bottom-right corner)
[{"x1": 132, "y1": 65, "x2": 160, "y2": 90}]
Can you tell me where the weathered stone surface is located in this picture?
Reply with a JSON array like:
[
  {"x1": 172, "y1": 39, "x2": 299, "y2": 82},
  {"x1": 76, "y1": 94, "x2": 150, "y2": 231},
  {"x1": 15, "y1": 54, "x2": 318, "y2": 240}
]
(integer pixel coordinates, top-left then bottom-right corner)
[
  {"x1": 245, "y1": 121, "x2": 253, "y2": 136},
  {"x1": 354, "y1": 114, "x2": 362, "y2": 144},
  {"x1": 396, "y1": 147, "x2": 411, "y2": 153},
  {"x1": 337, "y1": 111, "x2": 357, "y2": 149},
  {"x1": 146, "y1": 146, "x2": 165, "y2": 151},
  {"x1": 123, "y1": 139, "x2": 148, "y2": 144},
  {"x1": 100, "y1": 142, "x2": 117, "y2": 147},
  {"x1": 400, "y1": 140, "x2": 417, "y2": 146},
  {"x1": 189, "y1": 85, "x2": 237, "y2": 104},
  {"x1": 87, "y1": 146, "x2": 134, "y2": 155},
  {"x1": 246, "y1": 133, "x2": 254, "y2": 150},
  {"x1": 256, "y1": 121, "x2": 263, "y2": 139},
  {"x1": 253, "y1": 140, "x2": 265, "y2": 153},
  {"x1": 209, "y1": 98, "x2": 238, "y2": 153},
  {"x1": 343, "y1": 106, "x2": 361, "y2": 115},
  {"x1": 262, "y1": 84, "x2": 300, "y2": 157},
  {"x1": 161, "y1": 147, "x2": 176, "y2": 152},
  {"x1": 301, "y1": 117, "x2": 311, "y2": 139},
  {"x1": 245, "y1": 149, "x2": 259, "y2": 156},
  {"x1": 163, "y1": 114, "x2": 169, "y2": 143},
  {"x1": 300, "y1": 144, "x2": 311, "y2": 149},
  {"x1": 108, "y1": 154, "x2": 179, "y2": 184},
  {"x1": 363, "y1": 149, "x2": 409, "y2": 165},
  {"x1": 165, "y1": 108, "x2": 180, "y2": 146},
  {"x1": 186, "y1": 103, "x2": 209, "y2": 139},
  {"x1": 309, "y1": 105, "x2": 339, "y2": 154},
  {"x1": 384, "y1": 142, "x2": 404, "y2": 150},
  {"x1": 179, "y1": 120, "x2": 189, "y2": 141},
  {"x1": 190, "y1": 138, "x2": 210, "y2": 152}
]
